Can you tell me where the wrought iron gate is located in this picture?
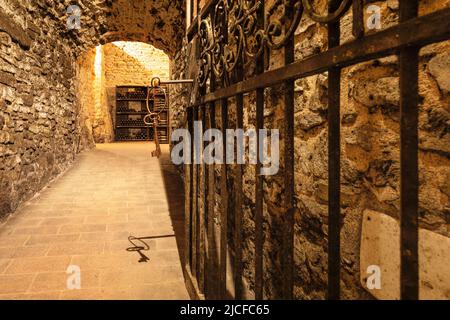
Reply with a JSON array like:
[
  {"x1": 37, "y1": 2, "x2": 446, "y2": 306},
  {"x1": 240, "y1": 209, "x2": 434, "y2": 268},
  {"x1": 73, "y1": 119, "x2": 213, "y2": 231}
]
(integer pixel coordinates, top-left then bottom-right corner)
[{"x1": 182, "y1": 0, "x2": 450, "y2": 300}]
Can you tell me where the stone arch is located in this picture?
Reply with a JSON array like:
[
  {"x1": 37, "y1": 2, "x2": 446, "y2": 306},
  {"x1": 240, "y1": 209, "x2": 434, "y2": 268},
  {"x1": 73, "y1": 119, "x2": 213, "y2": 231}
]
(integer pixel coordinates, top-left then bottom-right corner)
[
  {"x1": 59, "y1": 0, "x2": 185, "y2": 58},
  {"x1": 64, "y1": 1, "x2": 185, "y2": 145},
  {"x1": 75, "y1": 39, "x2": 171, "y2": 146}
]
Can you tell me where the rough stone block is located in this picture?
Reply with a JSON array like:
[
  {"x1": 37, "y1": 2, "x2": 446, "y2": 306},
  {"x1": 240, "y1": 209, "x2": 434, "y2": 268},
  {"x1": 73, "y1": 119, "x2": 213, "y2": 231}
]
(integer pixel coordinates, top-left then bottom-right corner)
[
  {"x1": 0, "y1": 31, "x2": 11, "y2": 46},
  {"x1": 0, "y1": 71, "x2": 16, "y2": 87},
  {"x1": 360, "y1": 210, "x2": 450, "y2": 300},
  {"x1": 0, "y1": 11, "x2": 32, "y2": 49},
  {"x1": 429, "y1": 52, "x2": 450, "y2": 92}
]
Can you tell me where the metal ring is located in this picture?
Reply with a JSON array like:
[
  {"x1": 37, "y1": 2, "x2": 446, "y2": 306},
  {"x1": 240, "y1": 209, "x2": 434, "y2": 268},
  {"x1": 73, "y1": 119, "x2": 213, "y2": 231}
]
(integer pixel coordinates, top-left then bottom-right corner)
[
  {"x1": 144, "y1": 113, "x2": 157, "y2": 126},
  {"x1": 151, "y1": 77, "x2": 161, "y2": 87}
]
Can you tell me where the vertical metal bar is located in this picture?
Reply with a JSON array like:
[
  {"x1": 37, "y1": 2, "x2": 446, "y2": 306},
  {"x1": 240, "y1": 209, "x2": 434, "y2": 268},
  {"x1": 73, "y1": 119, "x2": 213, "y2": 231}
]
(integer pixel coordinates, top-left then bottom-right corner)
[
  {"x1": 234, "y1": 11, "x2": 245, "y2": 297},
  {"x1": 192, "y1": 107, "x2": 198, "y2": 278},
  {"x1": 255, "y1": 90, "x2": 264, "y2": 300},
  {"x1": 352, "y1": 0, "x2": 364, "y2": 39},
  {"x1": 198, "y1": 105, "x2": 206, "y2": 293},
  {"x1": 282, "y1": 0, "x2": 295, "y2": 301},
  {"x1": 206, "y1": 33, "x2": 218, "y2": 297},
  {"x1": 186, "y1": 107, "x2": 194, "y2": 273},
  {"x1": 206, "y1": 104, "x2": 217, "y2": 299},
  {"x1": 255, "y1": 0, "x2": 265, "y2": 301},
  {"x1": 219, "y1": 2, "x2": 229, "y2": 300},
  {"x1": 197, "y1": 7, "x2": 210, "y2": 289},
  {"x1": 399, "y1": 0, "x2": 419, "y2": 300},
  {"x1": 219, "y1": 98, "x2": 229, "y2": 299},
  {"x1": 234, "y1": 85, "x2": 244, "y2": 300},
  {"x1": 327, "y1": 0, "x2": 342, "y2": 300},
  {"x1": 195, "y1": 106, "x2": 202, "y2": 286}
]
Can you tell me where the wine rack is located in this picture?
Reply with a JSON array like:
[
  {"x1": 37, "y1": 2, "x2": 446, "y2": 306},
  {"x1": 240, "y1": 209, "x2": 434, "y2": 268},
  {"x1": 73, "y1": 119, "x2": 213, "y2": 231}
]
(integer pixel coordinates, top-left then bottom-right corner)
[
  {"x1": 116, "y1": 128, "x2": 150, "y2": 141},
  {"x1": 117, "y1": 115, "x2": 146, "y2": 127},
  {"x1": 116, "y1": 87, "x2": 147, "y2": 100},
  {"x1": 115, "y1": 86, "x2": 169, "y2": 143},
  {"x1": 116, "y1": 100, "x2": 147, "y2": 113}
]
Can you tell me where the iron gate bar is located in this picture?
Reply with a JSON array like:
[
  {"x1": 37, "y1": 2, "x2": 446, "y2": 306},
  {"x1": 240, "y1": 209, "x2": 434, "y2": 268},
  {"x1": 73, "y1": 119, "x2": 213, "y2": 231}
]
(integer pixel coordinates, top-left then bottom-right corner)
[
  {"x1": 219, "y1": 1, "x2": 230, "y2": 298},
  {"x1": 219, "y1": 98, "x2": 229, "y2": 299},
  {"x1": 255, "y1": 88, "x2": 264, "y2": 300},
  {"x1": 199, "y1": 106, "x2": 206, "y2": 294},
  {"x1": 206, "y1": 76, "x2": 218, "y2": 300},
  {"x1": 206, "y1": 35, "x2": 218, "y2": 299},
  {"x1": 232, "y1": 1, "x2": 251, "y2": 299},
  {"x1": 399, "y1": 0, "x2": 419, "y2": 300},
  {"x1": 198, "y1": 30, "x2": 209, "y2": 294},
  {"x1": 186, "y1": 108, "x2": 194, "y2": 273},
  {"x1": 234, "y1": 67, "x2": 245, "y2": 299},
  {"x1": 255, "y1": 0, "x2": 265, "y2": 301},
  {"x1": 327, "y1": 0, "x2": 342, "y2": 301},
  {"x1": 282, "y1": 0, "x2": 296, "y2": 301},
  {"x1": 192, "y1": 108, "x2": 199, "y2": 279},
  {"x1": 193, "y1": 7, "x2": 450, "y2": 107},
  {"x1": 352, "y1": 0, "x2": 364, "y2": 39}
]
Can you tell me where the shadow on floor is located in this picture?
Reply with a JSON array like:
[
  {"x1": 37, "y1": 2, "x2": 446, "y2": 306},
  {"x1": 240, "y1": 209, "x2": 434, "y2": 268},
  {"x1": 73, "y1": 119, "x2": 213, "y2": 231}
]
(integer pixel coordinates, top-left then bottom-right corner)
[
  {"x1": 118, "y1": 143, "x2": 186, "y2": 268},
  {"x1": 156, "y1": 147, "x2": 186, "y2": 269}
]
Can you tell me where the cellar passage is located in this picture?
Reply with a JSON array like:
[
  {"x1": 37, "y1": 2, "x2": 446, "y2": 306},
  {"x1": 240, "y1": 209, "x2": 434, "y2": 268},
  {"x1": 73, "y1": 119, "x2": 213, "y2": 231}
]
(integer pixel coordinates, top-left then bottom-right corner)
[{"x1": 76, "y1": 41, "x2": 170, "y2": 144}]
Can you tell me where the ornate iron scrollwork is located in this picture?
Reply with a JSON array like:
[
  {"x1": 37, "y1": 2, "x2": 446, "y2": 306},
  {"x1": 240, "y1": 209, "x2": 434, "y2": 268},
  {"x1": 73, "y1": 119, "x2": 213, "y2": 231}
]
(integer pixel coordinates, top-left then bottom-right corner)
[
  {"x1": 302, "y1": 0, "x2": 352, "y2": 23},
  {"x1": 198, "y1": 18, "x2": 213, "y2": 88},
  {"x1": 197, "y1": 0, "x2": 354, "y2": 88}
]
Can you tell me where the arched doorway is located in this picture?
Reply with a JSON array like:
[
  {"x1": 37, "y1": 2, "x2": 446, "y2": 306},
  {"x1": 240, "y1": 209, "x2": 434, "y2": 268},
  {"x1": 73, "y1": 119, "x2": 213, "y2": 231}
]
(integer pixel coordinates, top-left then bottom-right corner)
[{"x1": 75, "y1": 41, "x2": 170, "y2": 145}]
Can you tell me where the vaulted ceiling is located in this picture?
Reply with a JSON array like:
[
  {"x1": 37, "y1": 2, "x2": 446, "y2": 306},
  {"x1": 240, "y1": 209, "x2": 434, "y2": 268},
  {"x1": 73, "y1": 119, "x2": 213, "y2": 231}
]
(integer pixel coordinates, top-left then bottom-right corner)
[{"x1": 40, "y1": 0, "x2": 185, "y2": 57}]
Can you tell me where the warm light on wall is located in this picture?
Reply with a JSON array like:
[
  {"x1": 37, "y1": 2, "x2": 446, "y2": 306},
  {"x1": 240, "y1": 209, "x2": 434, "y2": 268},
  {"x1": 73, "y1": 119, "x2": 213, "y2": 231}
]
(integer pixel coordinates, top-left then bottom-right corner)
[
  {"x1": 94, "y1": 45, "x2": 102, "y2": 77},
  {"x1": 94, "y1": 45, "x2": 104, "y2": 122},
  {"x1": 186, "y1": 0, "x2": 192, "y2": 29},
  {"x1": 111, "y1": 41, "x2": 169, "y2": 73}
]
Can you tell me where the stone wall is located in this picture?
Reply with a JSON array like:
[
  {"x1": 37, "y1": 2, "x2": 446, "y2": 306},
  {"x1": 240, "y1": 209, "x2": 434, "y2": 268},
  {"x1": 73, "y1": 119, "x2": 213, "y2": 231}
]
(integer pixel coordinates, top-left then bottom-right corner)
[
  {"x1": 289, "y1": 0, "x2": 450, "y2": 300},
  {"x1": 76, "y1": 46, "x2": 105, "y2": 144},
  {"x1": 104, "y1": 42, "x2": 170, "y2": 85},
  {"x1": 0, "y1": 0, "x2": 91, "y2": 219},
  {"x1": 170, "y1": 39, "x2": 193, "y2": 148},
  {"x1": 173, "y1": 0, "x2": 450, "y2": 299}
]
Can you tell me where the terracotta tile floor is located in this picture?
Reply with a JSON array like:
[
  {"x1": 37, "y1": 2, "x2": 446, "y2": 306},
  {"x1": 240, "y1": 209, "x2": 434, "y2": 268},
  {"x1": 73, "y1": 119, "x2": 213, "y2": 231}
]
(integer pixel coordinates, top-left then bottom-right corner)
[{"x1": 0, "y1": 143, "x2": 189, "y2": 300}]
